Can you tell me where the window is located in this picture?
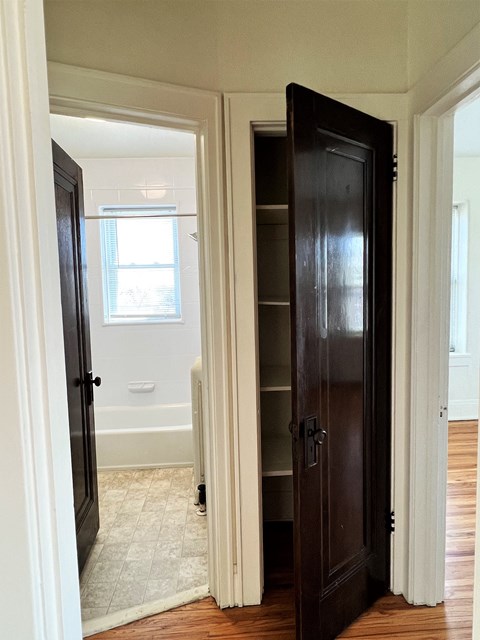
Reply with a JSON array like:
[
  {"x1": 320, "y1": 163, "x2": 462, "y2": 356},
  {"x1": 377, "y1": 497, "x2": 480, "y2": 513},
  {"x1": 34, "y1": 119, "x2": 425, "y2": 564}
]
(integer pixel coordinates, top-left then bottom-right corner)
[
  {"x1": 449, "y1": 203, "x2": 468, "y2": 353},
  {"x1": 100, "y1": 207, "x2": 181, "y2": 324}
]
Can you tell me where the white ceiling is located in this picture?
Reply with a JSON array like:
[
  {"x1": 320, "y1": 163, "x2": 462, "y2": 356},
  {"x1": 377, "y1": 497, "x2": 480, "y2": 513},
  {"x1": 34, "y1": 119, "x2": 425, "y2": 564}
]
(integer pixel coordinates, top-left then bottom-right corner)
[
  {"x1": 50, "y1": 114, "x2": 195, "y2": 159},
  {"x1": 454, "y1": 98, "x2": 480, "y2": 157}
]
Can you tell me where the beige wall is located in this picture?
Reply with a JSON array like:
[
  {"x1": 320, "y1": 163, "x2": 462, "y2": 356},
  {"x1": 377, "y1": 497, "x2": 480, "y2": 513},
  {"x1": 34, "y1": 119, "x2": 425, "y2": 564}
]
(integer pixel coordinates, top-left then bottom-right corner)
[
  {"x1": 45, "y1": 1, "x2": 220, "y2": 90},
  {"x1": 44, "y1": 0, "x2": 409, "y2": 93},
  {"x1": 44, "y1": 0, "x2": 480, "y2": 95},
  {"x1": 214, "y1": 0, "x2": 407, "y2": 93},
  {"x1": 407, "y1": 0, "x2": 480, "y2": 88}
]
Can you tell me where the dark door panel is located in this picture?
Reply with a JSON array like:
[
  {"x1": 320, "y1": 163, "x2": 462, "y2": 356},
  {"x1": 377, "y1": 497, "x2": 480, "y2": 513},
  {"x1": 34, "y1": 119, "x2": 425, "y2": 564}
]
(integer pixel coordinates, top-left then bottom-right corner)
[
  {"x1": 288, "y1": 84, "x2": 392, "y2": 640},
  {"x1": 53, "y1": 141, "x2": 99, "y2": 573}
]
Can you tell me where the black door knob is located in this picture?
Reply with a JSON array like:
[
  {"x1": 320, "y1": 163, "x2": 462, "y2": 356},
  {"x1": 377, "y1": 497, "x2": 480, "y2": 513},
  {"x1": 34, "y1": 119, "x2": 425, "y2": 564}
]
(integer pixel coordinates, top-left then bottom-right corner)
[
  {"x1": 312, "y1": 428, "x2": 327, "y2": 445},
  {"x1": 85, "y1": 371, "x2": 101, "y2": 405}
]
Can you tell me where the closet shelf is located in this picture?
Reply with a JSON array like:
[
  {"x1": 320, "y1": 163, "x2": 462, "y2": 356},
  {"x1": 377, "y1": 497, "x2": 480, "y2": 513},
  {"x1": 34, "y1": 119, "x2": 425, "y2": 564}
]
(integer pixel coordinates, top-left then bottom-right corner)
[
  {"x1": 256, "y1": 204, "x2": 289, "y2": 226},
  {"x1": 260, "y1": 366, "x2": 291, "y2": 391},
  {"x1": 256, "y1": 204, "x2": 288, "y2": 211},
  {"x1": 258, "y1": 296, "x2": 290, "y2": 306},
  {"x1": 262, "y1": 435, "x2": 293, "y2": 477}
]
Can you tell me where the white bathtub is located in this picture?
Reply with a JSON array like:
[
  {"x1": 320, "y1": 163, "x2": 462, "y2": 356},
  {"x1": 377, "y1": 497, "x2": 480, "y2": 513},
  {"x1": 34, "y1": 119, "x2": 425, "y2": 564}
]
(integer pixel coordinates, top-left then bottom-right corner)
[{"x1": 95, "y1": 404, "x2": 193, "y2": 470}]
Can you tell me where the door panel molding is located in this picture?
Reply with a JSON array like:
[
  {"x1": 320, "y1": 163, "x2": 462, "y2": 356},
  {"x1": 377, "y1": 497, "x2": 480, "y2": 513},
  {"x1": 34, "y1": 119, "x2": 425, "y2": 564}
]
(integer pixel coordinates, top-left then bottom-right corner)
[
  {"x1": 53, "y1": 142, "x2": 100, "y2": 572},
  {"x1": 288, "y1": 83, "x2": 392, "y2": 638}
]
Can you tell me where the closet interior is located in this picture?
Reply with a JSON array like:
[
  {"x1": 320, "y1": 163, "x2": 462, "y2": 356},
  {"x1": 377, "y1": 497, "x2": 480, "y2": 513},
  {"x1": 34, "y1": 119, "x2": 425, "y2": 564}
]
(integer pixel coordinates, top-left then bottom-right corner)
[{"x1": 254, "y1": 133, "x2": 294, "y2": 586}]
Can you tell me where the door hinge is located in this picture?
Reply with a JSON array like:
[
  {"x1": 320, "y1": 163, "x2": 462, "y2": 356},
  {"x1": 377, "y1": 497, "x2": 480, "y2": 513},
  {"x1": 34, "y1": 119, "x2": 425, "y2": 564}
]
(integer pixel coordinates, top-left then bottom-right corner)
[
  {"x1": 388, "y1": 510, "x2": 395, "y2": 533},
  {"x1": 440, "y1": 405, "x2": 448, "y2": 418},
  {"x1": 392, "y1": 154, "x2": 398, "y2": 182}
]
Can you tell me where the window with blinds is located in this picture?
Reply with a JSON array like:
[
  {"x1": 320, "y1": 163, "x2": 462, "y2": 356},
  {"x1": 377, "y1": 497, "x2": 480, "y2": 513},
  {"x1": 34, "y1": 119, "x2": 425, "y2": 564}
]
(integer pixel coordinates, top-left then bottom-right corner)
[{"x1": 100, "y1": 210, "x2": 181, "y2": 324}]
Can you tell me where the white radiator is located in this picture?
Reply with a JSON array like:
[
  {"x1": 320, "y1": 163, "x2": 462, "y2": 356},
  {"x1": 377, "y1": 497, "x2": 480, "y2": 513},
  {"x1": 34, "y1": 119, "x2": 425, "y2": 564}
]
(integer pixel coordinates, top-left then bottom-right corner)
[{"x1": 191, "y1": 357, "x2": 205, "y2": 501}]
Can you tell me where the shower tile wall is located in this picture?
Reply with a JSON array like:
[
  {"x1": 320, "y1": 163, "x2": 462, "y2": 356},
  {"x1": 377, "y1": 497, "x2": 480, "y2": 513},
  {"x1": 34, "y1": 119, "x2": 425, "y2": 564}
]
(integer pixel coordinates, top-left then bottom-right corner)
[{"x1": 80, "y1": 156, "x2": 201, "y2": 410}]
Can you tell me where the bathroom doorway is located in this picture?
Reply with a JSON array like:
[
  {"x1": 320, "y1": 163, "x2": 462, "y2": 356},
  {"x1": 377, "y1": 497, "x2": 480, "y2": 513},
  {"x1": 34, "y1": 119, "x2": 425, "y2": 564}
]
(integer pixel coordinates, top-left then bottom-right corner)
[{"x1": 50, "y1": 114, "x2": 208, "y2": 631}]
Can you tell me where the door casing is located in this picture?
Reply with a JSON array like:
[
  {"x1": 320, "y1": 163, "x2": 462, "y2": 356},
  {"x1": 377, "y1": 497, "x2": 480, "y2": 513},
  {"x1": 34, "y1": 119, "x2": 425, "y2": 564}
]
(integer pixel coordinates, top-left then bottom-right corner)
[
  {"x1": 409, "y1": 52, "x2": 480, "y2": 609},
  {"x1": 47, "y1": 64, "x2": 235, "y2": 611},
  {"x1": 224, "y1": 92, "x2": 408, "y2": 604}
]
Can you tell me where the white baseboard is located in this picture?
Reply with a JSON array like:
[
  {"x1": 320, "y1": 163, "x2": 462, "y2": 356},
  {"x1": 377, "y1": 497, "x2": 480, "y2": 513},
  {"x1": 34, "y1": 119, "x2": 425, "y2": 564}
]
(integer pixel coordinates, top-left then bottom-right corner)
[{"x1": 448, "y1": 399, "x2": 479, "y2": 421}]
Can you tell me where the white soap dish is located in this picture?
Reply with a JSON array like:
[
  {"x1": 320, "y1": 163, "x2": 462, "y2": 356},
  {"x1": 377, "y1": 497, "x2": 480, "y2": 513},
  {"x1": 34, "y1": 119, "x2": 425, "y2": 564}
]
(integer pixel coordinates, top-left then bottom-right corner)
[{"x1": 128, "y1": 381, "x2": 155, "y2": 393}]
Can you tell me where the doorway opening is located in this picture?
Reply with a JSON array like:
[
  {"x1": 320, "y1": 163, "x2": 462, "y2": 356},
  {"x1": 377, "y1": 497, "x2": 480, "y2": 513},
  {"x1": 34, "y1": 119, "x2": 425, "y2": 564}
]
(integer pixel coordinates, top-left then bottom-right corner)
[
  {"x1": 50, "y1": 114, "x2": 209, "y2": 631},
  {"x1": 444, "y1": 96, "x2": 480, "y2": 627}
]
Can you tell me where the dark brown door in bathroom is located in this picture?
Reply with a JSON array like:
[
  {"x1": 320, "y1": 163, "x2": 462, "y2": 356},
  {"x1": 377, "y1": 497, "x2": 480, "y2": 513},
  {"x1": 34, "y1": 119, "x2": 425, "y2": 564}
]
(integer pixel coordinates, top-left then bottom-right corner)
[
  {"x1": 288, "y1": 84, "x2": 393, "y2": 640},
  {"x1": 53, "y1": 140, "x2": 100, "y2": 573}
]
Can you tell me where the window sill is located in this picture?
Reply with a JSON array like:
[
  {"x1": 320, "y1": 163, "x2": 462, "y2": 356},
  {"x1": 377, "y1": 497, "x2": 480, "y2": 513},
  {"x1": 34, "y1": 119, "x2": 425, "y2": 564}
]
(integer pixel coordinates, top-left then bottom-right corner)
[{"x1": 102, "y1": 319, "x2": 185, "y2": 327}]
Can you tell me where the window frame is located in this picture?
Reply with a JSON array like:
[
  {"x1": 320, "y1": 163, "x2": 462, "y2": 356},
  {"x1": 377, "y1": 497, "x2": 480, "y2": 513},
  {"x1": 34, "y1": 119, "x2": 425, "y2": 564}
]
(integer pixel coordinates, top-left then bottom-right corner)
[{"x1": 99, "y1": 205, "x2": 182, "y2": 326}]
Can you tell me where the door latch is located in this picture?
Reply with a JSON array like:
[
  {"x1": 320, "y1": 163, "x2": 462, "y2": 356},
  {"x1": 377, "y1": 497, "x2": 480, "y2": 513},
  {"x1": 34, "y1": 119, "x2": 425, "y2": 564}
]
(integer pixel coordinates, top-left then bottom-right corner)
[
  {"x1": 305, "y1": 416, "x2": 327, "y2": 468},
  {"x1": 85, "y1": 370, "x2": 101, "y2": 405}
]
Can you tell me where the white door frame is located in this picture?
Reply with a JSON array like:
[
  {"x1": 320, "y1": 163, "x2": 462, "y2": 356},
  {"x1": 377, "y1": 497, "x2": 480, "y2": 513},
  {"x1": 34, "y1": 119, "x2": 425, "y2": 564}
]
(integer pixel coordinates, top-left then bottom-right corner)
[
  {"x1": 0, "y1": 2, "x2": 82, "y2": 638},
  {"x1": 47, "y1": 64, "x2": 236, "y2": 610},
  {"x1": 1, "y1": 4, "x2": 235, "y2": 631},
  {"x1": 408, "y1": 31, "x2": 480, "y2": 607}
]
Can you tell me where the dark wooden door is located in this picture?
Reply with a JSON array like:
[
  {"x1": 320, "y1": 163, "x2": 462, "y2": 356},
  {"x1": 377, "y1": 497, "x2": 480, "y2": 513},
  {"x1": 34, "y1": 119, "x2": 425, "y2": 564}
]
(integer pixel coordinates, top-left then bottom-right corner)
[
  {"x1": 287, "y1": 84, "x2": 392, "y2": 639},
  {"x1": 53, "y1": 141, "x2": 99, "y2": 573}
]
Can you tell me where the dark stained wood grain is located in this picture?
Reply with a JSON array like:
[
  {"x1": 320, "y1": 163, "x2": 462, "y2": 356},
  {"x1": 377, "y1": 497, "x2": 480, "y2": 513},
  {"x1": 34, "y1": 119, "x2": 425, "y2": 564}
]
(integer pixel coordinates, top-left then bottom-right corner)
[
  {"x1": 90, "y1": 420, "x2": 476, "y2": 639},
  {"x1": 53, "y1": 140, "x2": 99, "y2": 573},
  {"x1": 287, "y1": 82, "x2": 393, "y2": 640}
]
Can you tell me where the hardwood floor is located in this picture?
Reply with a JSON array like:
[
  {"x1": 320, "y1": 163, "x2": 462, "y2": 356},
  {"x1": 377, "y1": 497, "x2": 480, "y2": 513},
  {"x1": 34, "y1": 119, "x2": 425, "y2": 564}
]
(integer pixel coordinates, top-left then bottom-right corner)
[{"x1": 91, "y1": 421, "x2": 477, "y2": 639}]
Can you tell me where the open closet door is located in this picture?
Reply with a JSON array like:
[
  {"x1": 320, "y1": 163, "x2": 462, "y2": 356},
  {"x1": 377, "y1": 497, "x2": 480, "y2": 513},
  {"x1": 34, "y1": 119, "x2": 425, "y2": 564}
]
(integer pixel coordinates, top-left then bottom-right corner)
[{"x1": 287, "y1": 83, "x2": 393, "y2": 640}]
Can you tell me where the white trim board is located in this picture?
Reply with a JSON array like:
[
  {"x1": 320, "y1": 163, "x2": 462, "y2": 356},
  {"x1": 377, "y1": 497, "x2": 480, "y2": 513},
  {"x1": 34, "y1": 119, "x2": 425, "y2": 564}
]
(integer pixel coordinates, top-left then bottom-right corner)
[
  {"x1": 48, "y1": 62, "x2": 236, "y2": 610},
  {"x1": 0, "y1": 2, "x2": 81, "y2": 639},
  {"x1": 409, "y1": 22, "x2": 480, "y2": 116},
  {"x1": 409, "y1": 113, "x2": 455, "y2": 606},
  {"x1": 407, "y1": 22, "x2": 480, "y2": 614}
]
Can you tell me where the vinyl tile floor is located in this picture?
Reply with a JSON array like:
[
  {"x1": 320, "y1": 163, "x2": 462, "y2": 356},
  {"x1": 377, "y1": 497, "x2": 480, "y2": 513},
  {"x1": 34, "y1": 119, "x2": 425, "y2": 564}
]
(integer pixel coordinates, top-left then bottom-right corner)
[{"x1": 79, "y1": 466, "x2": 208, "y2": 621}]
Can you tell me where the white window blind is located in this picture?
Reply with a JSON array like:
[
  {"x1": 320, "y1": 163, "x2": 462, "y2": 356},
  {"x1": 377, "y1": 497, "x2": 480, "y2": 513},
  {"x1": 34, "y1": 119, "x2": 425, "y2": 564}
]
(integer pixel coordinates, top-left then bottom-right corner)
[{"x1": 100, "y1": 209, "x2": 181, "y2": 324}]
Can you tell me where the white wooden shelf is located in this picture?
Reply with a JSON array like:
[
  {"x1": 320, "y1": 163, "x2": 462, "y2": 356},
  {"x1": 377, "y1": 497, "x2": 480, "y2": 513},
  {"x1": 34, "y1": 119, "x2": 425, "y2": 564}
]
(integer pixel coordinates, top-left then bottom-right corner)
[
  {"x1": 260, "y1": 366, "x2": 291, "y2": 391},
  {"x1": 258, "y1": 296, "x2": 290, "y2": 306},
  {"x1": 256, "y1": 204, "x2": 288, "y2": 211},
  {"x1": 262, "y1": 435, "x2": 292, "y2": 477},
  {"x1": 256, "y1": 204, "x2": 288, "y2": 225}
]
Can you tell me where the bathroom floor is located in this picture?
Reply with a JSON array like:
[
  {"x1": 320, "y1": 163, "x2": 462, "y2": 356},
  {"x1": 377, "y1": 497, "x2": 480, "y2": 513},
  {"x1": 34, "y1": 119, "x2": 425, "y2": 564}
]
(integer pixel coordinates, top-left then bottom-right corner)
[{"x1": 80, "y1": 466, "x2": 207, "y2": 621}]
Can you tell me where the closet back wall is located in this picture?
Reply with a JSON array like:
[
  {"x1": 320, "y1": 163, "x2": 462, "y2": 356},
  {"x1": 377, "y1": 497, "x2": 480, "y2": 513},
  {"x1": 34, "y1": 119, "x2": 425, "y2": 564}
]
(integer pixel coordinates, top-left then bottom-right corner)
[{"x1": 81, "y1": 156, "x2": 201, "y2": 469}]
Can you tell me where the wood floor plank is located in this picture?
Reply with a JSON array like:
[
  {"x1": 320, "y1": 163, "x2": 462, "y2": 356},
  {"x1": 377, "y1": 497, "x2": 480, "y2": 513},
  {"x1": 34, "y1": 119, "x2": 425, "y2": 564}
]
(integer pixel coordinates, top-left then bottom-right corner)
[{"x1": 91, "y1": 421, "x2": 477, "y2": 639}]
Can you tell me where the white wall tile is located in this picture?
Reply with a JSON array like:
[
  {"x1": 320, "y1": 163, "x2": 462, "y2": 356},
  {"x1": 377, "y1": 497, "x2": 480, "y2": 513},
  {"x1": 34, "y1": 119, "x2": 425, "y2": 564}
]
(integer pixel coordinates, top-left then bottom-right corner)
[
  {"x1": 82, "y1": 157, "x2": 201, "y2": 413},
  {"x1": 174, "y1": 189, "x2": 197, "y2": 215},
  {"x1": 91, "y1": 189, "x2": 120, "y2": 213},
  {"x1": 171, "y1": 158, "x2": 196, "y2": 189},
  {"x1": 144, "y1": 159, "x2": 176, "y2": 188}
]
